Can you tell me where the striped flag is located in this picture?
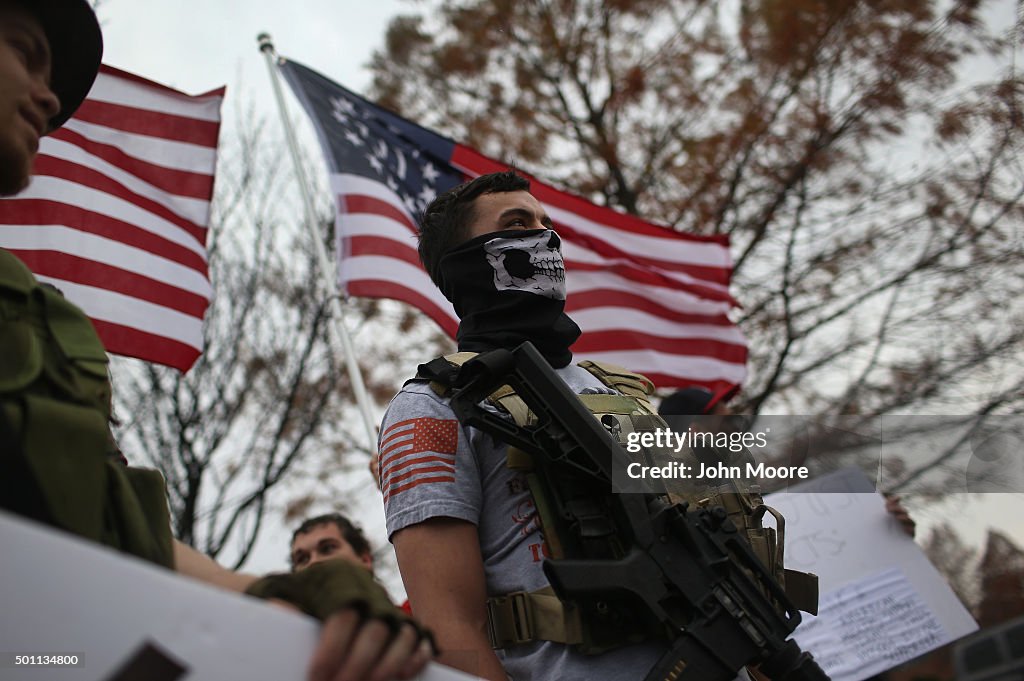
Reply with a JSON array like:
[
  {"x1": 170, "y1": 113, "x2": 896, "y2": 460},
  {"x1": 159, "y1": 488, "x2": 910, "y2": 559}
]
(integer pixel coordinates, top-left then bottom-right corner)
[
  {"x1": 279, "y1": 58, "x2": 746, "y2": 391},
  {"x1": 378, "y1": 417, "x2": 459, "y2": 502},
  {"x1": 0, "y1": 65, "x2": 224, "y2": 372}
]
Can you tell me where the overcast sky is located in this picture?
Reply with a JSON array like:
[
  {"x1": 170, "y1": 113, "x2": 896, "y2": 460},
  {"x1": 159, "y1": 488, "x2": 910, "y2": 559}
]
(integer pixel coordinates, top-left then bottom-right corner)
[{"x1": 98, "y1": 0, "x2": 402, "y2": 97}]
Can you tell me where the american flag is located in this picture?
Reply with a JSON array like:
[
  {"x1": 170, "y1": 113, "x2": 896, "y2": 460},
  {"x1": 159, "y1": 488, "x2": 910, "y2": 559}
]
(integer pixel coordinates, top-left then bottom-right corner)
[
  {"x1": 0, "y1": 65, "x2": 223, "y2": 372},
  {"x1": 378, "y1": 417, "x2": 459, "y2": 502},
  {"x1": 279, "y1": 58, "x2": 746, "y2": 391}
]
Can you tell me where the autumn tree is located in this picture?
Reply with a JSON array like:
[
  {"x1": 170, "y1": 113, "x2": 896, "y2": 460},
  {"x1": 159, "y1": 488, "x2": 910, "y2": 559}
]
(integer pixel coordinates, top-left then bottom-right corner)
[
  {"x1": 922, "y1": 521, "x2": 982, "y2": 612},
  {"x1": 898, "y1": 525, "x2": 1024, "y2": 681},
  {"x1": 976, "y1": 529, "x2": 1024, "y2": 626},
  {"x1": 369, "y1": 1, "x2": 1023, "y2": 429},
  {"x1": 365, "y1": 0, "x2": 1024, "y2": 495}
]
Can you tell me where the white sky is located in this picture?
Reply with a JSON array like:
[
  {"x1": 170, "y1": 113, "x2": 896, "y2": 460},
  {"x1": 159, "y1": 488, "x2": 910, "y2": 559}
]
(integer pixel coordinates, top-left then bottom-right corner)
[
  {"x1": 92, "y1": 0, "x2": 1023, "y2": 593},
  {"x1": 98, "y1": 0, "x2": 403, "y2": 97}
]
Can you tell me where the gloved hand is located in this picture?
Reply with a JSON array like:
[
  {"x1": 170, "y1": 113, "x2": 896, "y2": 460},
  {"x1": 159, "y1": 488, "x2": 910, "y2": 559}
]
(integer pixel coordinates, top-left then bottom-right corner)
[
  {"x1": 246, "y1": 560, "x2": 436, "y2": 680},
  {"x1": 244, "y1": 559, "x2": 434, "y2": 644}
]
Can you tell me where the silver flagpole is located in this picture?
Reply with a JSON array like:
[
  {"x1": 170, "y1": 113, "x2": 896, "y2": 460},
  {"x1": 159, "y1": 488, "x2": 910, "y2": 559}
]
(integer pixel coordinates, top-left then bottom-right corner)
[{"x1": 257, "y1": 33, "x2": 379, "y2": 457}]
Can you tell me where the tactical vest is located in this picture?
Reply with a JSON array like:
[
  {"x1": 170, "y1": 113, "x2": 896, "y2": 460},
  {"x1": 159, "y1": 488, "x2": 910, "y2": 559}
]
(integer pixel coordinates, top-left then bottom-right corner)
[
  {"x1": 417, "y1": 352, "x2": 818, "y2": 653},
  {"x1": 0, "y1": 249, "x2": 173, "y2": 568}
]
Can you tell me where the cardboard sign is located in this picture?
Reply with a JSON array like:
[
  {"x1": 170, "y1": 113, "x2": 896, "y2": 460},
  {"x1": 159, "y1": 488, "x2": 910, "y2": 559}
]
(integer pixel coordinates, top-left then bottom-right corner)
[{"x1": 0, "y1": 511, "x2": 479, "y2": 681}]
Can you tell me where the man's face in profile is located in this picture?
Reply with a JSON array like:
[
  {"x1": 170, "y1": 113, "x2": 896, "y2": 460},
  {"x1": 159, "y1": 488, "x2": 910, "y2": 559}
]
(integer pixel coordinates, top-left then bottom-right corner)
[
  {"x1": 290, "y1": 522, "x2": 373, "y2": 572},
  {"x1": 0, "y1": 3, "x2": 60, "y2": 195}
]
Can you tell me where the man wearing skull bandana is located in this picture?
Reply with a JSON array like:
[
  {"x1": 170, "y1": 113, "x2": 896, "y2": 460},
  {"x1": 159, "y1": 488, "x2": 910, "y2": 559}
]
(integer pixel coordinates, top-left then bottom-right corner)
[{"x1": 379, "y1": 171, "x2": 752, "y2": 681}]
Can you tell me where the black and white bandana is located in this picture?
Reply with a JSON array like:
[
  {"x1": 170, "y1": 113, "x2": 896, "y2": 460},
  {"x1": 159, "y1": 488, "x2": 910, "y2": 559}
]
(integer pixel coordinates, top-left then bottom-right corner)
[
  {"x1": 438, "y1": 228, "x2": 581, "y2": 367},
  {"x1": 481, "y1": 230, "x2": 567, "y2": 300}
]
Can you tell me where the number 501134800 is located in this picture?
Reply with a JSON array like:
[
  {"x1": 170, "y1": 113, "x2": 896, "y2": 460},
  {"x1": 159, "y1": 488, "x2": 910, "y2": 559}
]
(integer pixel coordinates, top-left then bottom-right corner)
[{"x1": 11, "y1": 654, "x2": 81, "y2": 666}]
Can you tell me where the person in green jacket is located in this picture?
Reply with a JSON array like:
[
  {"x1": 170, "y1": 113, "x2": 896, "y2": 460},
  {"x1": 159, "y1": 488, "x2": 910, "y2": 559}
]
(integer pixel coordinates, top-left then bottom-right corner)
[{"x1": 0, "y1": 3, "x2": 432, "y2": 679}]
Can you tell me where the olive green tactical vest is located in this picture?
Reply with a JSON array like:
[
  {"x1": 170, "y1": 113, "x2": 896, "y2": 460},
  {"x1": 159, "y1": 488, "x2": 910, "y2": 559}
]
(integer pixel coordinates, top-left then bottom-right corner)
[
  {"x1": 419, "y1": 352, "x2": 818, "y2": 653},
  {"x1": 0, "y1": 249, "x2": 173, "y2": 568}
]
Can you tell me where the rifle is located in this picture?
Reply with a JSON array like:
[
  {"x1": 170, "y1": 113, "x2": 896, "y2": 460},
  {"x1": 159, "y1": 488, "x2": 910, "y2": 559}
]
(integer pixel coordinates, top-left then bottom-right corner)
[{"x1": 447, "y1": 342, "x2": 828, "y2": 681}]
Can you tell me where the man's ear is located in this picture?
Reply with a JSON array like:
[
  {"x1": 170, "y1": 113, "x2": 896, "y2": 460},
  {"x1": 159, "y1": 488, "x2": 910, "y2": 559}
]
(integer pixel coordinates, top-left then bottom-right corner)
[{"x1": 360, "y1": 551, "x2": 374, "y2": 570}]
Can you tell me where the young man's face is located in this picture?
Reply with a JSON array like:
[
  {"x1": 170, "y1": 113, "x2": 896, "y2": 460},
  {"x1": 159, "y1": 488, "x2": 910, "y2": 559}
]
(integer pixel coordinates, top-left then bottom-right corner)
[
  {"x1": 290, "y1": 522, "x2": 373, "y2": 572},
  {"x1": 463, "y1": 190, "x2": 553, "y2": 243},
  {"x1": 0, "y1": 3, "x2": 60, "y2": 196}
]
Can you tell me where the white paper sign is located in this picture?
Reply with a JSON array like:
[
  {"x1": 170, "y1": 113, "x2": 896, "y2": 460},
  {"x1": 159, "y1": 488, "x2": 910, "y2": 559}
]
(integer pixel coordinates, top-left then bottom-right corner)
[
  {"x1": 767, "y1": 468, "x2": 978, "y2": 680},
  {"x1": 792, "y1": 568, "x2": 949, "y2": 677},
  {"x1": 0, "y1": 511, "x2": 480, "y2": 681}
]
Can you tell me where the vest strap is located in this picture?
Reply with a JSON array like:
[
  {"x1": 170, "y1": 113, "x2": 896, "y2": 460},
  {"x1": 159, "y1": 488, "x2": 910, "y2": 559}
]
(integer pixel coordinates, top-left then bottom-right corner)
[
  {"x1": 505, "y1": 445, "x2": 534, "y2": 472},
  {"x1": 576, "y1": 360, "x2": 655, "y2": 398},
  {"x1": 577, "y1": 393, "x2": 643, "y2": 415},
  {"x1": 485, "y1": 586, "x2": 583, "y2": 649},
  {"x1": 492, "y1": 392, "x2": 532, "y2": 427}
]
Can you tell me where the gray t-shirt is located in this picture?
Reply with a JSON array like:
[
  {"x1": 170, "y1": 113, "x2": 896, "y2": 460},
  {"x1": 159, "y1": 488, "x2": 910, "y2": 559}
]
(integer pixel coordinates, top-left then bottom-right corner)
[{"x1": 381, "y1": 364, "x2": 748, "y2": 681}]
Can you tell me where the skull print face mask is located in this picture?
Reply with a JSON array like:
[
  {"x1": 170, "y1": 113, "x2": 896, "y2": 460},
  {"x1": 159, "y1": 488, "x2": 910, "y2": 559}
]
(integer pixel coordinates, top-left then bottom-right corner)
[
  {"x1": 483, "y1": 230, "x2": 567, "y2": 300},
  {"x1": 438, "y1": 228, "x2": 581, "y2": 367}
]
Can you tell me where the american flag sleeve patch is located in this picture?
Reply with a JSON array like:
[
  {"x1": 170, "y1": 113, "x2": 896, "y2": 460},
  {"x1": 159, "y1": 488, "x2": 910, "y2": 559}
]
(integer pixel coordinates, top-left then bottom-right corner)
[{"x1": 378, "y1": 417, "x2": 459, "y2": 502}]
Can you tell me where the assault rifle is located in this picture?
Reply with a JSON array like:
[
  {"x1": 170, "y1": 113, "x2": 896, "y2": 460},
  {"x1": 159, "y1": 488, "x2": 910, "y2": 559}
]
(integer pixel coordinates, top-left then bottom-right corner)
[{"x1": 447, "y1": 342, "x2": 828, "y2": 681}]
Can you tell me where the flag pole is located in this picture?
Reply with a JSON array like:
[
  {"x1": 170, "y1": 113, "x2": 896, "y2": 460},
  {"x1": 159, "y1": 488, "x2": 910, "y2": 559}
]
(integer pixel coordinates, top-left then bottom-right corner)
[{"x1": 257, "y1": 33, "x2": 379, "y2": 456}]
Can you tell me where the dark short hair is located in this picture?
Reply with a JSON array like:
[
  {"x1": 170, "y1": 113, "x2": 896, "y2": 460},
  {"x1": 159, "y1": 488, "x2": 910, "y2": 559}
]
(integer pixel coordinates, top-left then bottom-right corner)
[
  {"x1": 291, "y1": 513, "x2": 371, "y2": 560},
  {"x1": 418, "y1": 170, "x2": 530, "y2": 288}
]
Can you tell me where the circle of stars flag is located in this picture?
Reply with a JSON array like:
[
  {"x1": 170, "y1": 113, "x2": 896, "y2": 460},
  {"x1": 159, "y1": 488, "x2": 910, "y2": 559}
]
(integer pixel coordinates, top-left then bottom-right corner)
[{"x1": 279, "y1": 58, "x2": 747, "y2": 392}]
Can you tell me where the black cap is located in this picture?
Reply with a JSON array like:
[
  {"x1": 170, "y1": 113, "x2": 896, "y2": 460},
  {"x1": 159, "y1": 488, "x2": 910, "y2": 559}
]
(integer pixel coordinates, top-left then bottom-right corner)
[
  {"x1": 659, "y1": 387, "x2": 715, "y2": 416},
  {"x1": 659, "y1": 385, "x2": 739, "y2": 416},
  {"x1": 22, "y1": 0, "x2": 104, "y2": 131}
]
